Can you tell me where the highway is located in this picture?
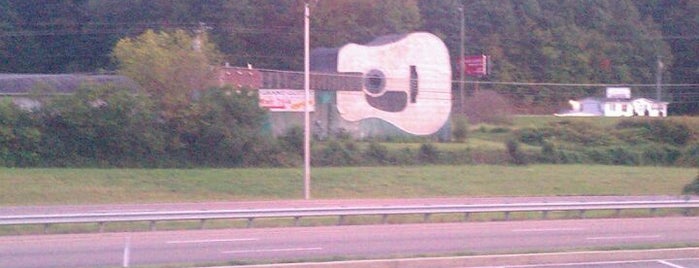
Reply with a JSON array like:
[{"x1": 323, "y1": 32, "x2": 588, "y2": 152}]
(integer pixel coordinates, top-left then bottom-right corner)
[{"x1": 1, "y1": 217, "x2": 697, "y2": 268}]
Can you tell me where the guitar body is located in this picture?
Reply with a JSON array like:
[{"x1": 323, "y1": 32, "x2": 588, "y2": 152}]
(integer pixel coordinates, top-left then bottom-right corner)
[{"x1": 335, "y1": 32, "x2": 452, "y2": 135}]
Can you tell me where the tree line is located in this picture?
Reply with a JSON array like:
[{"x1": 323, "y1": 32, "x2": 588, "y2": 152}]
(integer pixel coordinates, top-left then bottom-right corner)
[{"x1": 1, "y1": 0, "x2": 697, "y2": 113}]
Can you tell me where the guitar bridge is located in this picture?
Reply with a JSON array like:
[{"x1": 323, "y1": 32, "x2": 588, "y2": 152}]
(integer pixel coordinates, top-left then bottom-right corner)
[{"x1": 410, "y1": 65, "x2": 418, "y2": 103}]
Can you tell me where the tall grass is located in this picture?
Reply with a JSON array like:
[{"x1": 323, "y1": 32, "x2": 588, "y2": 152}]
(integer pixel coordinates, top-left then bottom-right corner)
[{"x1": 1, "y1": 165, "x2": 695, "y2": 206}]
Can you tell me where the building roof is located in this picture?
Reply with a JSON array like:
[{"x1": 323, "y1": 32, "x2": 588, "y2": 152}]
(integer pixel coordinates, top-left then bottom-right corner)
[{"x1": 0, "y1": 74, "x2": 140, "y2": 95}]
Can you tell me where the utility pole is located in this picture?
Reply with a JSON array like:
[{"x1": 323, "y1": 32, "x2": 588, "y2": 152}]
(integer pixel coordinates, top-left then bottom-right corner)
[
  {"x1": 303, "y1": 1, "x2": 311, "y2": 200},
  {"x1": 656, "y1": 55, "x2": 663, "y2": 101},
  {"x1": 459, "y1": 6, "x2": 465, "y2": 113}
]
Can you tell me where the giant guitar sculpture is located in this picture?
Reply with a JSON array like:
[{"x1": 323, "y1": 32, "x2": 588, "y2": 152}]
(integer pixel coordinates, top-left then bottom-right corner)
[
  {"x1": 240, "y1": 32, "x2": 452, "y2": 136},
  {"x1": 332, "y1": 32, "x2": 452, "y2": 135}
]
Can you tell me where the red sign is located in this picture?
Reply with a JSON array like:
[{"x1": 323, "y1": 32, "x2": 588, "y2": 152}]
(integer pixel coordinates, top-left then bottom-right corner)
[{"x1": 461, "y1": 55, "x2": 488, "y2": 77}]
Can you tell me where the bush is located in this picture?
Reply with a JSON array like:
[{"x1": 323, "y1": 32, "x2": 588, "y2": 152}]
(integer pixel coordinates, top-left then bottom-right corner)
[
  {"x1": 314, "y1": 140, "x2": 361, "y2": 166},
  {"x1": 616, "y1": 118, "x2": 696, "y2": 146},
  {"x1": 363, "y1": 141, "x2": 392, "y2": 165},
  {"x1": 683, "y1": 173, "x2": 699, "y2": 195},
  {"x1": 38, "y1": 84, "x2": 162, "y2": 167},
  {"x1": 506, "y1": 139, "x2": 527, "y2": 165},
  {"x1": 608, "y1": 146, "x2": 639, "y2": 166},
  {"x1": 280, "y1": 125, "x2": 304, "y2": 153},
  {"x1": 167, "y1": 87, "x2": 269, "y2": 167},
  {"x1": 516, "y1": 127, "x2": 549, "y2": 146},
  {"x1": 451, "y1": 115, "x2": 469, "y2": 142},
  {"x1": 0, "y1": 99, "x2": 41, "y2": 167},
  {"x1": 677, "y1": 143, "x2": 699, "y2": 167},
  {"x1": 540, "y1": 141, "x2": 556, "y2": 163},
  {"x1": 640, "y1": 144, "x2": 682, "y2": 166},
  {"x1": 393, "y1": 147, "x2": 417, "y2": 165},
  {"x1": 554, "y1": 149, "x2": 588, "y2": 164},
  {"x1": 417, "y1": 143, "x2": 440, "y2": 164}
]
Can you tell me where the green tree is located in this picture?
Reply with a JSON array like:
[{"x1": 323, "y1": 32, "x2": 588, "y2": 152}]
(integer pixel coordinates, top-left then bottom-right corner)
[
  {"x1": 37, "y1": 84, "x2": 160, "y2": 167},
  {"x1": 312, "y1": 0, "x2": 422, "y2": 47},
  {"x1": 112, "y1": 29, "x2": 221, "y2": 120},
  {"x1": 181, "y1": 87, "x2": 270, "y2": 166},
  {"x1": 0, "y1": 98, "x2": 41, "y2": 166}
]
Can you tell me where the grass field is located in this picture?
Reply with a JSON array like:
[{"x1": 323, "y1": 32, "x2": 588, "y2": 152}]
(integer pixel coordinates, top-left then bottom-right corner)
[{"x1": 1, "y1": 165, "x2": 696, "y2": 206}]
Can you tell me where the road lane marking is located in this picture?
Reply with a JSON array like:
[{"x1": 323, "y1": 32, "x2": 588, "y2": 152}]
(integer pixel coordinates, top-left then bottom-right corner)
[
  {"x1": 166, "y1": 238, "x2": 259, "y2": 244},
  {"x1": 586, "y1": 234, "x2": 662, "y2": 240},
  {"x1": 512, "y1": 228, "x2": 584, "y2": 232},
  {"x1": 658, "y1": 260, "x2": 687, "y2": 268},
  {"x1": 466, "y1": 259, "x2": 676, "y2": 267},
  {"x1": 222, "y1": 247, "x2": 322, "y2": 254}
]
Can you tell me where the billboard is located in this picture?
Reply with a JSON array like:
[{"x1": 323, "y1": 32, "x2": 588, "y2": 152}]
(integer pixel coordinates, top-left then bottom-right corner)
[
  {"x1": 259, "y1": 89, "x2": 315, "y2": 112},
  {"x1": 606, "y1": 87, "x2": 631, "y2": 99},
  {"x1": 460, "y1": 55, "x2": 488, "y2": 77}
]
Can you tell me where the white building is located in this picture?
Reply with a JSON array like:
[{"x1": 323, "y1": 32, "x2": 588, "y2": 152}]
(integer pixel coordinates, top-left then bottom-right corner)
[{"x1": 555, "y1": 87, "x2": 668, "y2": 117}]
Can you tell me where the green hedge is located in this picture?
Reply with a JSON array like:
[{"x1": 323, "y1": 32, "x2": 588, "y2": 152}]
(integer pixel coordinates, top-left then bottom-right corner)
[{"x1": 1, "y1": 86, "x2": 698, "y2": 168}]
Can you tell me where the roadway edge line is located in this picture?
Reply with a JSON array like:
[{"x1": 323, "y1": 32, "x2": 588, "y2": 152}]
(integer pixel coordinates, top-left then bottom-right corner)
[{"x1": 206, "y1": 247, "x2": 699, "y2": 268}]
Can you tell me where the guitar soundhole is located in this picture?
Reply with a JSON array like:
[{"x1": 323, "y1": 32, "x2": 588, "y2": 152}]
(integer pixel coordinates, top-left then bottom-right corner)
[{"x1": 364, "y1": 69, "x2": 385, "y2": 96}]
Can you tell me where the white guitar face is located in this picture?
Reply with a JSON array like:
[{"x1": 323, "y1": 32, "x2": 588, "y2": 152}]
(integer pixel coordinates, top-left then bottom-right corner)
[{"x1": 335, "y1": 32, "x2": 452, "y2": 136}]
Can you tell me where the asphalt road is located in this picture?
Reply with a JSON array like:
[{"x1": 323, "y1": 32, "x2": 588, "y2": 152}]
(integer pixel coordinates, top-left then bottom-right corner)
[{"x1": 1, "y1": 217, "x2": 697, "y2": 268}]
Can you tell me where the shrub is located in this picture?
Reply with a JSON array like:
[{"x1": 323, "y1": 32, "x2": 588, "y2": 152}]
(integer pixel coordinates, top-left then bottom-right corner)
[
  {"x1": 540, "y1": 141, "x2": 556, "y2": 163},
  {"x1": 677, "y1": 143, "x2": 699, "y2": 167},
  {"x1": 363, "y1": 141, "x2": 392, "y2": 165},
  {"x1": 392, "y1": 147, "x2": 417, "y2": 165},
  {"x1": 281, "y1": 125, "x2": 304, "y2": 153},
  {"x1": 616, "y1": 118, "x2": 696, "y2": 146},
  {"x1": 608, "y1": 146, "x2": 639, "y2": 166},
  {"x1": 417, "y1": 143, "x2": 439, "y2": 164},
  {"x1": 0, "y1": 99, "x2": 41, "y2": 167},
  {"x1": 451, "y1": 115, "x2": 469, "y2": 142},
  {"x1": 551, "y1": 121, "x2": 614, "y2": 146},
  {"x1": 314, "y1": 139, "x2": 361, "y2": 166},
  {"x1": 38, "y1": 84, "x2": 162, "y2": 167},
  {"x1": 516, "y1": 127, "x2": 549, "y2": 146},
  {"x1": 640, "y1": 144, "x2": 682, "y2": 166},
  {"x1": 506, "y1": 139, "x2": 527, "y2": 165},
  {"x1": 554, "y1": 149, "x2": 588, "y2": 164},
  {"x1": 176, "y1": 87, "x2": 269, "y2": 167},
  {"x1": 683, "y1": 173, "x2": 699, "y2": 195}
]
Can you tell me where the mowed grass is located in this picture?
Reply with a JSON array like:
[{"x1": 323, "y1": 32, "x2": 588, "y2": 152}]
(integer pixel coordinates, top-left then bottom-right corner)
[{"x1": 1, "y1": 165, "x2": 696, "y2": 206}]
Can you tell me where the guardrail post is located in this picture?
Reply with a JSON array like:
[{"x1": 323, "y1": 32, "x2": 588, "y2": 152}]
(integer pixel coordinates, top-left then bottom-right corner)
[
  {"x1": 294, "y1": 216, "x2": 301, "y2": 227},
  {"x1": 423, "y1": 213, "x2": 431, "y2": 223},
  {"x1": 650, "y1": 208, "x2": 657, "y2": 216},
  {"x1": 541, "y1": 211, "x2": 548, "y2": 219},
  {"x1": 247, "y1": 218, "x2": 254, "y2": 228},
  {"x1": 149, "y1": 221, "x2": 156, "y2": 231},
  {"x1": 504, "y1": 211, "x2": 510, "y2": 221},
  {"x1": 43, "y1": 223, "x2": 50, "y2": 234},
  {"x1": 382, "y1": 215, "x2": 388, "y2": 224},
  {"x1": 199, "y1": 219, "x2": 206, "y2": 230},
  {"x1": 99, "y1": 222, "x2": 105, "y2": 233},
  {"x1": 578, "y1": 210, "x2": 586, "y2": 219},
  {"x1": 463, "y1": 212, "x2": 470, "y2": 222},
  {"x1": 338, "y1": 215, "x2": 346, "y2": 225},
  {"x1": 614, "y1": 209, "x2": 622, "y2": 217}
]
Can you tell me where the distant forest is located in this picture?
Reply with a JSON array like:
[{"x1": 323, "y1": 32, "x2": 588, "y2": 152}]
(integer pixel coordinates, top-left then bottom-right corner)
[{"x1": 1, "y1": 0, "x2": 697, "y2": 113}]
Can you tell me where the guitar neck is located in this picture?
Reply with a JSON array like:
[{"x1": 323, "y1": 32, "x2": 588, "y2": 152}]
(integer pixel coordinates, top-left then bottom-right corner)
[{"x1": 260, "y1": 70, "x2": 363, "y2": 91}]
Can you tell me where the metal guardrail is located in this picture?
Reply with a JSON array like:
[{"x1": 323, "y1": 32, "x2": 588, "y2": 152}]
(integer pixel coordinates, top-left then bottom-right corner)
[{"x1": 1, "y1": 200, "x2": 698, "y2": 232}]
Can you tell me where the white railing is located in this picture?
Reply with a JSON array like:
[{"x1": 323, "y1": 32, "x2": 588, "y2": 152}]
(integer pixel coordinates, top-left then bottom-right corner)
[{"x1": 1, "y1": 200, "x2": 697, "y2": 233}]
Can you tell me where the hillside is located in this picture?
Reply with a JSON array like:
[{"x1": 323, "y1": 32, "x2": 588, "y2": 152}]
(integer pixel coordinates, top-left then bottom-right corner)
[{"x1": 1, "y1": 0, "x2": 697, "y2": 113}]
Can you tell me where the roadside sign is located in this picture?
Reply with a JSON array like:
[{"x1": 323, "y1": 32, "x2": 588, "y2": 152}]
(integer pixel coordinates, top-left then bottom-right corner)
[{"x1": 461, "y1": 55, "x2": 488, "y2": 77}]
